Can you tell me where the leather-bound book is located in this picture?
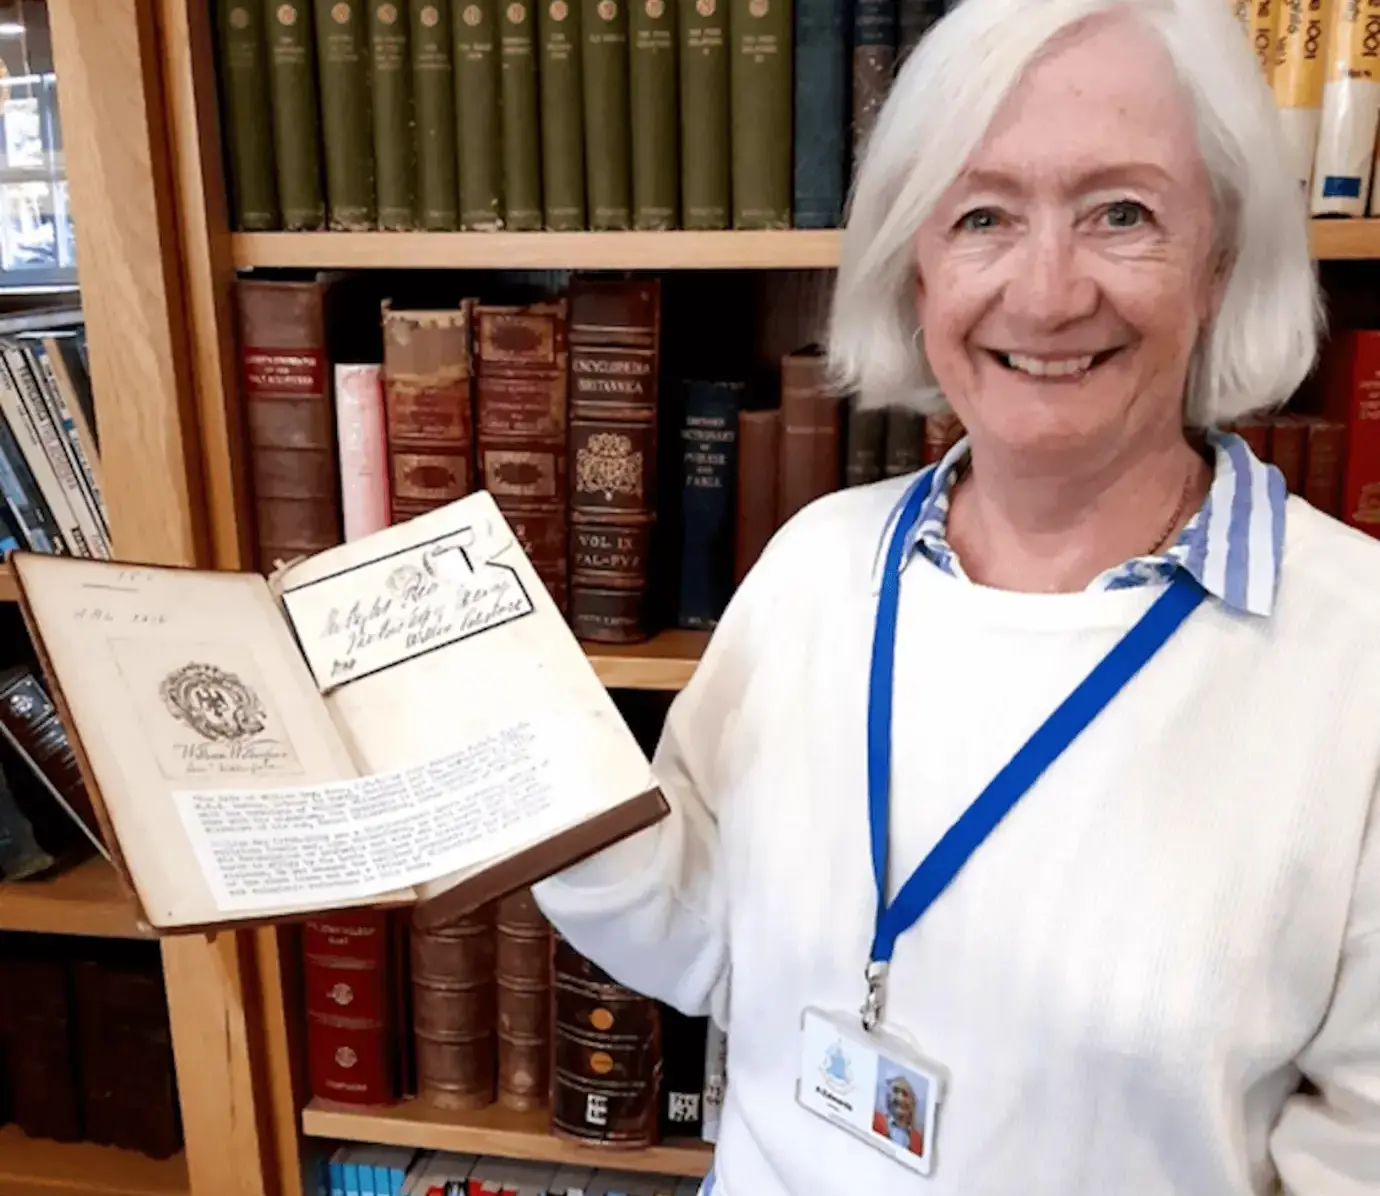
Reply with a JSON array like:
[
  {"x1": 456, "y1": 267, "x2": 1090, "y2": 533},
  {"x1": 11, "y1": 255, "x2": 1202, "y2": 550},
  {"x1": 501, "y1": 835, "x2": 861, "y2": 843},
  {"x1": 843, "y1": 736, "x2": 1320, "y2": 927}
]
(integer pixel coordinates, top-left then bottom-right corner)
[
  {"x1": 302, "y1": 907, "x2": 403, "y2": 1105},
  {"x1": 495, "y1": 887, "x2": 552, "y2": 1111},
  {"x1": 676, "y1": 379, "x2": 742, "y2": 629},
  {"x1": 732, "y1": 405, "x2": 780, "y2": 584},
  {"x1": 70, "y1": 942, "x2": 182, "y2": 1158},
  {"x1": 778, "y1": 347, "x2": 842, "y2": 524},
  {"x1": 1, "y1": 936, "x2": 82, "y2": 1142},
  {"x1": 657, "y1": 1003, "x2": 708, "y2": 1139},
  {"x1": 1269, "y1": 414, "x2": 1307, "y2": 493},
  {"x1": 843, "y1": 397, "x2": 885, "y2": 486},
  {"x1": 474, "y1": 301, "x2": 571, "y2": 613},
  {"x1": 922, "y1": 411, "x2": 964, "y2": 465},
  {"x1": 0, "y1": 664, "x2": 102, "y2": 864},
  {"x1": 1302, "y1": 416, "x2": 1345, "y2": 517},
  {"x1": 235, "y1": 278, "x2": 344, "y2": 571},
  {"x1": 882, "y1": 408, "x2": 924, "y2": 477},
  {"x1": 549, "y1": 933, "x2": 661, "y2": 1148},
  {"x1": 568, "y1": 277, "x2": 661, "y2": 643},
  {"x1": 381, "y1": 300, "x2": 477, "y2": 522},
  {"x1": 411, "y1": 902, "x2": 497, "y2": 1110}
]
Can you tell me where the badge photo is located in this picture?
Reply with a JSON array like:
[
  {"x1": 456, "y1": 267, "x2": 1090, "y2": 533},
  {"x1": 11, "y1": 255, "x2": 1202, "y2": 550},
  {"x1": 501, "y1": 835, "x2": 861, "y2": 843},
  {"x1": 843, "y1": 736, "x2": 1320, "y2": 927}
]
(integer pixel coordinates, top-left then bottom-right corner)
[{"x1": 794, "y1": 1006, "x2": 943, "y2": 1176}]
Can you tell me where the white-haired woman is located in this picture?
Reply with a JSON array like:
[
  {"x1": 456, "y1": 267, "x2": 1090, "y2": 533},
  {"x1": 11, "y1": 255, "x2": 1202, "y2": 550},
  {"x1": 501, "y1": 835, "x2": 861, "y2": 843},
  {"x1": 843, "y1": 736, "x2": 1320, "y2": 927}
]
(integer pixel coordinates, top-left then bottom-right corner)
[{"x1": 535, "y1": 0, "x2": 1380, "y2": 1192}]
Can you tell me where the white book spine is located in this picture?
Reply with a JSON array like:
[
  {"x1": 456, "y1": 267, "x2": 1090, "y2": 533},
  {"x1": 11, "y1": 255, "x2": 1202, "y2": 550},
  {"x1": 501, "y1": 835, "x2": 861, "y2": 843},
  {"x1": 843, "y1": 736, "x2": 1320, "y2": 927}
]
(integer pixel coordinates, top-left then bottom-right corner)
[{"x1": 334, "y1": 362, "x2": 391, "y2": 541}]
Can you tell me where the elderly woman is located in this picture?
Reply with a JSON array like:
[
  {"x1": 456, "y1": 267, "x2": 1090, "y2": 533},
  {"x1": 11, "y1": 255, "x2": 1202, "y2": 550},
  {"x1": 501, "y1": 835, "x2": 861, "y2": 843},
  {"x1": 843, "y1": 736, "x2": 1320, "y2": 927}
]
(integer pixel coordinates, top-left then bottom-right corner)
[{"x1": 534, "y1": 0, "x2": 1380, "y2": 1192}]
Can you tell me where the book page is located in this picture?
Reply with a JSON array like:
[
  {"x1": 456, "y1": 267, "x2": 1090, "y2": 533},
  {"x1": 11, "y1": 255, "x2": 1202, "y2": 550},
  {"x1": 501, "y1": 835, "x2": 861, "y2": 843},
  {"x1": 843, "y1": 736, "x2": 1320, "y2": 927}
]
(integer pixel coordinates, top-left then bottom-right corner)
[
  {"x1": 275, "y1": 492, "x2": 658, "y2": 898},
  {"x1": 10, "y1": 554, "x2": 414, "y2": 929}
]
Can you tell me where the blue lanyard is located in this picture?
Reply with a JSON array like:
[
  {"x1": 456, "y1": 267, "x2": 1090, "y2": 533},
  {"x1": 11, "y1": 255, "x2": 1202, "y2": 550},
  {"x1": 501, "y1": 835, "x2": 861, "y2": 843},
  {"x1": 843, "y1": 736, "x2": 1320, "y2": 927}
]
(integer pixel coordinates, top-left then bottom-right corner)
[{"x1": 860, "y1": 471, "x2": 1206, "y2": 1030}]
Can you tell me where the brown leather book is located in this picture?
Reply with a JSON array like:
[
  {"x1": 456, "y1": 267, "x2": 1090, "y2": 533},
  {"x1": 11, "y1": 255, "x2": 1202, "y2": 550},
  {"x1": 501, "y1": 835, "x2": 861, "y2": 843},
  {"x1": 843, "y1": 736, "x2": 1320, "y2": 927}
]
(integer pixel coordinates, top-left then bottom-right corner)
[
  {"x1": 381, "y1": 300, "x2": 477, "y2": 522},
  {"x1": 922, "y1": 412, "x2": 964, "y2": 465},
  {"x1": 411, "y1": 901, "x2": 497, "y2": 1110},
  {"x1": 235, "y1": 278, "x2": 344, "y2": 570},
  {"x1": 301, "y1": 908, "x2": 402, "y2": 1106},
  {"x1": 548, "y1": 932, "x2": 661, "y2": 1148},
  {"x1": 1269, "y1": 415, "x2": 1307, "y2": 493},
  {"x1": 882, "y1": 408, "x2": 924, "y2": 477},
  {"x1": 0, "y1": 936, "x2": 82, "y2": 1143},
  {"x1": 474, "y1": 300, "x2": 571, "y2": 614},
  {"x1": 568, "y1": 277, "x2": 662, "y2": 644},
  {"x1": 778, "y1": 348, "x2": 842, "y2": 524},
  {"x1": 495, "y1": 886, "x2": 552, "y2": 1111},
  {"x1": 733, "y1": 407, "x2": 781, "y2": 584},
  {"x1": 1302, "y1": 416, "x2": 1345, "y2": 517}
]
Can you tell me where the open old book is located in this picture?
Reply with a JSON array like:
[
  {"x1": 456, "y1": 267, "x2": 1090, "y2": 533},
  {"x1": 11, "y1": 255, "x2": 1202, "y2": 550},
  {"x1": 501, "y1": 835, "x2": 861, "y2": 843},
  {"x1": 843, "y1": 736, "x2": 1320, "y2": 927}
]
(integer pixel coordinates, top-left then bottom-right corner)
[{"x1": 8, "y1": 492, "x2": 668, "y2": 934}]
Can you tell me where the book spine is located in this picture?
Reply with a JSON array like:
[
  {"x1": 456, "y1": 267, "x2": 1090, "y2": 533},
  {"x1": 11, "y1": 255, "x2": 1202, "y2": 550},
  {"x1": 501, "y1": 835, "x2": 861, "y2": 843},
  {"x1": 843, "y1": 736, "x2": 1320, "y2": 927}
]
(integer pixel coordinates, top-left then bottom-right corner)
[
  {"x1": 581, "y1": 0, "x2": 633, "y2": 228},
  {"x1": 370, "y1": 0, "x2": 417, "y2": 228},
  {"x1": 474, "y1": 300, "x2": 571, "y2": 612},
  {"x1": 538, "y1": 0, "x2": 587, "y2": 228},
  {"x1": 777, "y1": 349, "x2": 841, "y2": 523},
  {"x1": 629, "y1": 0, "x2": 678, "y2": 229},
  {"x1": 1251, "y1": 0, "x2": 1278, "y2": 79},
  {"x1": 549, "y1": 934, "x2": 662, "y2": 1148},
  {"x1": 216, "y1": 0, "x2": 280, "y2": 230},
  {"x1": 923, "y1": 410, "x2": 963, "y2": 464},
  {"x1": 851, "y1": 0, "x2": 895, "y2": 162},
  {"x1": 882, "y1": 407, "x2": 923, "y2": 476},
  {"x1": 303, "y1": 910, "x2": 401, "y2": 1105},
  {"x1": 0, "y1": 355, "x2": 87, "y2": 556},
  {"x1": 791, "y1": 0, "x2": 847, "y2": 227},
  {"x1": 381, "y1": 301, "x2": 477, "y2": 520},
  {"x1": 494, "y1": 888, "x2": 552, "y2": 1112},
  {"x1": 313, "y1": 0, "x2": 377, "y2": 228},
  {"x1": 676, "y1": 379, "x2": 741, "y2": 629},
  {"x1": 499, "y1": 0, "x2": 544, "y2": 230},
  {"x1": 657, "y1": 1004, "x2": 708, "y2": 1139},
  {"x1": 676, "y1": 0, "x2": 729, "y2": 229},
  {"x1": 843, "y1": 398, "x2": 885, "y2": 485},
  {"x1": 234, "y1": 278, "x2": 344, "y2": 568},
  {"x1": 896, "y1": 0, "x2": 941, "y2": 58},
  {"x1": 729, "y1": 0, "x2": 792, "y2": 228},
  {"x1": 265, "y1": 0, "x2": 326, "y2": 229},
  {"x1": 4, "y1": 950, "x2": 82, "y2": 1143},
  {"x1": 1303, "y1": 414, "x2": 1345, "y2": 516},
  {"x1": 454, "y1": 0, "x2": 506, "y2": 228},
  {"x1": 412, "y1": 0, "x2": 461, "y2": 229},
  {"x1": 1310, "y1": 0, "x2": 1380, "y2": 216},
  {"x1": 30, "y1": 337, "x2": 106, "y2": 538},
  {"x1": 334, "y1": 363, "x2": 392, "y2": 540},
  {"x1": 568, "y1": 278, "x2": 661, "y2": 644},
  {"x1": 732, "y1": 405, "x2": 779, "y2": 583},
  {"x1": 1273, "y1": 0, "x2": 1332, "y2": 192},
  {"x1": 411, "y1": 903, "x2": 498, "y2": 1110},
  {"x1": 1269, "y1": 413, "x2": 1307, "y2": 492},
  {"x1": 0, "y1": 413, "x2": 64, "y2": 553}
]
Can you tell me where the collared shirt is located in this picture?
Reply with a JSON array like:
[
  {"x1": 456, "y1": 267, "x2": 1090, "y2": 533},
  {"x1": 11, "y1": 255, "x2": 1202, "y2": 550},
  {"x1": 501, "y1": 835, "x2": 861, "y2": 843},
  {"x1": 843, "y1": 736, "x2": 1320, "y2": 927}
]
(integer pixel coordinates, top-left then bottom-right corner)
[{"x1": 877, "y1": 428, "x2": 1288, "y2": 617}]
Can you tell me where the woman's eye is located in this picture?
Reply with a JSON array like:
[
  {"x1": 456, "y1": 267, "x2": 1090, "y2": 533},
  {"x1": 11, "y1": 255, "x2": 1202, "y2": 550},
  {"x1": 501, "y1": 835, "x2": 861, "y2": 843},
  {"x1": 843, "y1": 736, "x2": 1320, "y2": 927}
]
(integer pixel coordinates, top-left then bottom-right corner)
[
  {"x1": 1103, "y1": 200, "x2": 1149, "y2": 228},
  {"x1": 956, "y1": 208, "x2": 1000, "y2": 232}
]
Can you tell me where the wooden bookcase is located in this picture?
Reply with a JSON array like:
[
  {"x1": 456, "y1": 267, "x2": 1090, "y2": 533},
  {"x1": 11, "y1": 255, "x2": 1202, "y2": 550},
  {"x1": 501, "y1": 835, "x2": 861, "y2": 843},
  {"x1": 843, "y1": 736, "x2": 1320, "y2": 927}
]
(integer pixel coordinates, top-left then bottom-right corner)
[{"x1": 2, "y1": 2, "x2": 1377, "y2": 1195}]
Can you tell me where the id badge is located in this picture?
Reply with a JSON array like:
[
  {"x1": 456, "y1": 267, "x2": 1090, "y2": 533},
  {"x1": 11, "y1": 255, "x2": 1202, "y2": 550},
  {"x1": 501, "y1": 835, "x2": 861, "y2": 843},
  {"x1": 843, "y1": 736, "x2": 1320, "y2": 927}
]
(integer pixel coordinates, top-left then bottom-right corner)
[{"x1": 794, "y1": 1005, "x2": 945, "y2": 1176}]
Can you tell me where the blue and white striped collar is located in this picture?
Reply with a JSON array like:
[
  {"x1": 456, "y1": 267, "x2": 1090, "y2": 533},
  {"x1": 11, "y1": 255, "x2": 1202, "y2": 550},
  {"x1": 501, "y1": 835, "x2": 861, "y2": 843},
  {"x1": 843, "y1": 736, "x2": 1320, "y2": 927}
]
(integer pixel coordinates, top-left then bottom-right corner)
[{"x1": 873, "y1": 429, "x2": 1287, "y2": 617}]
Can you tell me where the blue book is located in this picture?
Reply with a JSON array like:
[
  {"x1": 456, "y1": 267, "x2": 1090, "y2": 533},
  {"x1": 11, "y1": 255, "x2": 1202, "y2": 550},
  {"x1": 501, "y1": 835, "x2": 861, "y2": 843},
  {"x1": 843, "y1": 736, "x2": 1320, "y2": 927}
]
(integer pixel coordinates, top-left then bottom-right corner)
[{"x1": 675, "y1": 380, "x2": 744, "y2": 630}]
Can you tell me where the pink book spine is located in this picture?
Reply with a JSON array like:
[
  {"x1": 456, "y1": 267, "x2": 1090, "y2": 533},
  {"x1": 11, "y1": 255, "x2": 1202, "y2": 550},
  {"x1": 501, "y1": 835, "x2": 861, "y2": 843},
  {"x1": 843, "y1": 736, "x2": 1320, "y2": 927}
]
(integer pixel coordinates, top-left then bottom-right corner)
[{"x1": 334, "y1": 363, "x2": 391, "y2": 539}]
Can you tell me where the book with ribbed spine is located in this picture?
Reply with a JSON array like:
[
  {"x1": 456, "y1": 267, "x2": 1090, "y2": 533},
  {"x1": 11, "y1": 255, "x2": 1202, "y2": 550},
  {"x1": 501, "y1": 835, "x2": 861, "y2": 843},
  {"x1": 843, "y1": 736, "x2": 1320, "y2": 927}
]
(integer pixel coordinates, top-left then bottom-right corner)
[
  {"x1": 313, "y1": 0, "x2": 377, "y2": 228},
  {"x1": 454, "y1": 0, "x2": 506, "y2": 228},
  {"x1": 630, "y1": 0, "x2": 678, "y2": 228},
  {"x1": 265, "y1": 0, "x2": 326, "y2": 229}
]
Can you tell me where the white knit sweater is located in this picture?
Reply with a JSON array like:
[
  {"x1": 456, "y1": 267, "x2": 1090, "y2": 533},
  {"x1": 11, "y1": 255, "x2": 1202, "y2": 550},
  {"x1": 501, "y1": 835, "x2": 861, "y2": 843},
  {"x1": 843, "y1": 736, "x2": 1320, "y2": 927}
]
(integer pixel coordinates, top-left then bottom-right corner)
[{"x1": 533, "y1": 477, "x2": 1380, "y2": 1196}]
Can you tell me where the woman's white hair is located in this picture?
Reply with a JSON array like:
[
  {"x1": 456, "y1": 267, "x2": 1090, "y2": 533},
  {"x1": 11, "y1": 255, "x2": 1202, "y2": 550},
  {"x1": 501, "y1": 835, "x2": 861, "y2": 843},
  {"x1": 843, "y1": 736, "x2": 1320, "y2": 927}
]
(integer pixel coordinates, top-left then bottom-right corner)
[{"x1": 827, "y1": 0, "x2": 1324, "y2": 427}]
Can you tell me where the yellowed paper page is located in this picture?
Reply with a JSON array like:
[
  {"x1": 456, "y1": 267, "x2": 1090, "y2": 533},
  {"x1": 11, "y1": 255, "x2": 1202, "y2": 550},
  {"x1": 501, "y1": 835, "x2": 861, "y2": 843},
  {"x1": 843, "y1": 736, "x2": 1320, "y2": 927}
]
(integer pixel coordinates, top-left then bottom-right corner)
[
  {"x1": 11, "y1": 555, "x2": 414, "y2": 929},
  {"x1": 275, "y1": 491, "x2": 657, "y2": 898}
]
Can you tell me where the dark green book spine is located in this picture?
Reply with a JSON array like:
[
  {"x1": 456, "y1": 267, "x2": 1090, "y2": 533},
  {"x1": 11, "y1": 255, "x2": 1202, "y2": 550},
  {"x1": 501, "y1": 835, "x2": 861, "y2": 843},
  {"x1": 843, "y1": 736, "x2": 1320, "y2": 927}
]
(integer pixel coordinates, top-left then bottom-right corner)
[
  {"x1": 499, "y1": 0, "x2": 543, "y2": 229},
  {"x1": 263, "y1": 0, "x2": 325, "y2": 229},
  {"x1": 411, "y1": 0, "x2": 460, "y2": 228},
  {"x1": 537, "y1": 0, "x2": 586, "y2": 228},
  {"x1": 580, "y1": 0, "x2": 632, "y2": 229},
  {"x1": 629, "y1": 0, "x2": 677, "y2": 228},
  {"x1": 729, "y1": 0, "x2": 791, "y2": 228},
  {"x1": 217, "y1": 0, "x2": 279, "y2": 229},
  {"x1": 453, "y1": 0, "x2": 505, "y2": 228},
  {"x1": 313, "y1": 0, "x2": 377, "y2": 228},
  {"x1": 676, "y1": 0, "x2": 728, "y2": 228},
  {"x1": 370, "y1": 0, "x2": 416, "y2": 228}
]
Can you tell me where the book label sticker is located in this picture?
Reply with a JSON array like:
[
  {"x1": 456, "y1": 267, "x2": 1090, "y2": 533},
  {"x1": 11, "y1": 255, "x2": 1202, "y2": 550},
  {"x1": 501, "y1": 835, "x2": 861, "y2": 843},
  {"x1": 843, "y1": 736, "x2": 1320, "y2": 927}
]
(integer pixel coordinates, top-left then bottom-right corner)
[
  {"x1": 280, "y1": 524, "x2": 536, "y2": 692},
  {"x1": 171, "y1": 713, "x2": 603, "y2": 911}
]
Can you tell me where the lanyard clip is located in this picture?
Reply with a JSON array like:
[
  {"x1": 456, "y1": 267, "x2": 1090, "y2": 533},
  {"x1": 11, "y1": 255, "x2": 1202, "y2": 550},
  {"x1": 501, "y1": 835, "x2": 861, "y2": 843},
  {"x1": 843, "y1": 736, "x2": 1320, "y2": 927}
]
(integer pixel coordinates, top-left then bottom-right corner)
[{"x1": 860, "y1": 959, "x2": 888, "y2": 1032}]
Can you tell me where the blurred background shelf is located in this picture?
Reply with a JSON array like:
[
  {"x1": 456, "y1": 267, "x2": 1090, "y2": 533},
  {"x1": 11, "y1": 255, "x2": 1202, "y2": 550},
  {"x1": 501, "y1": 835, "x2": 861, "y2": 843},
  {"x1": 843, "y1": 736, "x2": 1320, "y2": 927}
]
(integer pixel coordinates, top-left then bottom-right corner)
[
  {"x1": 584, "y1": 630, "x2": 708, "y2": 690},
  {"x1": 301, "y1": 1099, "x2": 712, "y2": 1179},
  {"x1": 0, "y1": 855, "x2": 149, "y2": 939},
  {"x1": 0, "y1": 1126, "x2": 187, "y2": 1196}
]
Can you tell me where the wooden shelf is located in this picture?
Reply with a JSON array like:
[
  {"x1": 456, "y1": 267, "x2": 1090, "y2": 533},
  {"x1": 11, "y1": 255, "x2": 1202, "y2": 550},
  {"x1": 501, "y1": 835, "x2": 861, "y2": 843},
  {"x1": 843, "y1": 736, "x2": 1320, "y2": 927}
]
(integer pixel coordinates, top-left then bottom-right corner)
[
  {"x1": 585, "y1": 630, "x2": 707, "y2": 690},
  {"x1": 0, "y1": 560, "x2": 14, "y2": 602},
  {"x1": 302, "y1": 1099, "x2": 712, "y2": 1179},
  {"x1": 0, "y1": 1126, "x2": 187, "y2": 1195},
  {"x1": 232, "y1": 220, "x2": 1380, "y2": 271},
  {"x1": 233, "y1": 229, "x2": 841, "y2": 270},
  {"x1": 0, "y1": 854, "x2": 151, "y2": 939}
]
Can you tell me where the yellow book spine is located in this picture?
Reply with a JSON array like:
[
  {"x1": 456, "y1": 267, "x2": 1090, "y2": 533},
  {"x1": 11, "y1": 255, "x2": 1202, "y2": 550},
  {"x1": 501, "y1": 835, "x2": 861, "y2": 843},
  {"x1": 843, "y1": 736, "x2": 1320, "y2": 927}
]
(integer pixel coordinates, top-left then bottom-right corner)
[
  {"x1": 1251, "y1": 0, "x2": 1280, "y2": 79},
  {"x1": 1311, "y1": 0, "x2": 1380, "y2": 214},
  {"x1": 1275, "y1": 0, "x2": 1334, "y2": 190}
]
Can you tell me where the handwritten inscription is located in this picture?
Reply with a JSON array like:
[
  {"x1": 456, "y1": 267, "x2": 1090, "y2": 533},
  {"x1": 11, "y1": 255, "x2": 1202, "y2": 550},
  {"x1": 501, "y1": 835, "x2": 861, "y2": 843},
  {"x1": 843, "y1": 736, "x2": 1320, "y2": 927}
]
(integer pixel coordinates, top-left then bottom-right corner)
[{"x1": 282, "y1": 531, "x2": 537, "y2": 690}]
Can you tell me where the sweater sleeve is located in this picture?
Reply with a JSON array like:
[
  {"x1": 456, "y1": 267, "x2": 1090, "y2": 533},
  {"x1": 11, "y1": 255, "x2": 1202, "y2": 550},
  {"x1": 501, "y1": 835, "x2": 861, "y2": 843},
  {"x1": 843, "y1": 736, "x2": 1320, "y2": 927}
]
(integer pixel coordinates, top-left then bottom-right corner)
[
  {"x1": 531, "y1": 532, "x2": 784, "y2": 1025},
  {"x1": 1270, "y1": 789, "x2": 1380, "y2": 1194}
]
